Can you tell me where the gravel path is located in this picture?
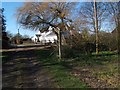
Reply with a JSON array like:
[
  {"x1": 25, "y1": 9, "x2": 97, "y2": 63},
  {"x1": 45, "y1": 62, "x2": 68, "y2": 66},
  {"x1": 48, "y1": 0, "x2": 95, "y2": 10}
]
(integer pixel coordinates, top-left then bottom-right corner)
[{"x1": 2, "y1": 46, "x2": 55, "y2": 88}]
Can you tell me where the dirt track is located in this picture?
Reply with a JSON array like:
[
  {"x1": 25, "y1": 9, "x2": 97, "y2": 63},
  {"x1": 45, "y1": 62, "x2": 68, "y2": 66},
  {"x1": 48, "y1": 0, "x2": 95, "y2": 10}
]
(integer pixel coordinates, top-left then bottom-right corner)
[{"x1": 2, "y1": 45, "x2": 55, "y2": 88}]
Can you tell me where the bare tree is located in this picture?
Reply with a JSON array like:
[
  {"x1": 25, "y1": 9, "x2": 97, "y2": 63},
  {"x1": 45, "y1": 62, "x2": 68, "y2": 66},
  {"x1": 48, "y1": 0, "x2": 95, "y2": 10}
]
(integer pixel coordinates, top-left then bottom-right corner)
[
  {"x1": 94, "y1": 0, "x2": 99, "y2": 54},
  {"x1": 78, "y1": 2, "x2": 107, "y2": 54},
  {"x1": 16, "y1": 2, "x2": 75, "y2": 59},
  {"x1": 106, "y1": 2, "x2": 120, "y2": 53}
]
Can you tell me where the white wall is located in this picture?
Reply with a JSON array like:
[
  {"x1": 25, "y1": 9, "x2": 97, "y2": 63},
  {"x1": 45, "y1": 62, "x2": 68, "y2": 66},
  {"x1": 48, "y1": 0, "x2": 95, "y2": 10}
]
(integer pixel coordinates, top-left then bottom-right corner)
[{"x1": 32, "y1": 30, "x2": 57, "y2": 43}]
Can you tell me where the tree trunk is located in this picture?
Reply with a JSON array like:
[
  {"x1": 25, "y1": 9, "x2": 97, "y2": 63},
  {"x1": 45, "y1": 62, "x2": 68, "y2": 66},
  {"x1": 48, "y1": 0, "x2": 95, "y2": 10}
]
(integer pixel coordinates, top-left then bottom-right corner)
[
  {"x1": 94, "y1": 0, "x2": 99, "y2": 54},
  {"x1": 117, "y1": 18, "x2": 120, "y2": 54},
  {"x1": 118, "y1": 2, "x2": 120, "y2": 54},
  {"x1": 58, "y1": 18, "x2": 65, "y2": 60},
  {"x1": 58, "y1": 29, "x2": 62, "y2": 60}
]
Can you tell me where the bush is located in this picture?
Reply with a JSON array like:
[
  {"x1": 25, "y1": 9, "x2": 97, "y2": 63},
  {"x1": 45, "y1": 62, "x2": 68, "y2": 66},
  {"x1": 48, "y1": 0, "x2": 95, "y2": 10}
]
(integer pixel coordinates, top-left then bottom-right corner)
[
  {"x1": 1, "y1": 40, "x2": 10, "y2": 49},
  {"x1": 62, "y1": 45, "x2": 76, "y2": 58},
  {"x1": 83, "y1": 42, "x2": 96, "y2": 54},
  {"x1": 98, "y1": 43, "x2": 109, "y2": 51}
]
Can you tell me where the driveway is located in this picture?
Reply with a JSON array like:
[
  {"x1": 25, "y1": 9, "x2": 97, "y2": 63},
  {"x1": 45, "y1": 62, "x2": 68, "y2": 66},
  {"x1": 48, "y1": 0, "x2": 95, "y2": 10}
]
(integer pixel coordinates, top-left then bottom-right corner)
[{"x1": 2, "y1": 45, "x2": 55, "y2": 88}]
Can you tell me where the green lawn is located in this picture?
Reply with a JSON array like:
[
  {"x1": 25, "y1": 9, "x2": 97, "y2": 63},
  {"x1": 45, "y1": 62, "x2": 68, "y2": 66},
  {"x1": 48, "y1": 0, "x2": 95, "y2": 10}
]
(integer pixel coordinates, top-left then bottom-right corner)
[
  {"x1": 73, "y1": 54, "x2": 119, "y2": 88},
  {"x1": 36, "y1": 49, "x2": 89, "y2": 88},
  {"x1": 36, "y1": 49, "x2": 119, "y2": 88}
]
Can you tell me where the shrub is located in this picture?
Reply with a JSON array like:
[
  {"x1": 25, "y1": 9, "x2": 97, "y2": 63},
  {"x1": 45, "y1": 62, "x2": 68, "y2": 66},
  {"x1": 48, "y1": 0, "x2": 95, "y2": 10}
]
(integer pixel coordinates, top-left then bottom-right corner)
[
  {"x1": 1, "y1": 40, "x2": 10, "y2": 49},
  {"x1": 61, "y1": 45, "x2": 76, "y2": 58}
]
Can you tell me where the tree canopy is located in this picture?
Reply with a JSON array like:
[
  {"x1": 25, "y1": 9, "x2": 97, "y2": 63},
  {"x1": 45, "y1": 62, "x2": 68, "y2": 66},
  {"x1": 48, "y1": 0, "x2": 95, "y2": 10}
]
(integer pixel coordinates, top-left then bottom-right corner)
[
  {"x1": 16, "y1": 2, "x2": 120, "y2": 55},
  {"x1": 16, "y1": 2, "x2": 75, "y2": 33}
]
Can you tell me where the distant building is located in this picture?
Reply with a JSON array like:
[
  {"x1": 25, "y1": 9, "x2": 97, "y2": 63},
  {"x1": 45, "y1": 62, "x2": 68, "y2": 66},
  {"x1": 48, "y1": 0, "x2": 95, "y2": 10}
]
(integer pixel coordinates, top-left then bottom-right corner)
[
  {"x1": 32, "y1": 26, "x2": 82, "y2": 45},
  {"x1": 32, "y1": 27, "x2": 57, "y2": 44}
]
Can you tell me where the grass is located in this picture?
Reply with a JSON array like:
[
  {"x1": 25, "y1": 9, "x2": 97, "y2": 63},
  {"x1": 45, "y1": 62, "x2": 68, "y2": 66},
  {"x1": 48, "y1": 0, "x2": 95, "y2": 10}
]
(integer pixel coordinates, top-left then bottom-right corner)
[
  {"x1": 36, "y1": 49, "x2": 89, "y2": 88},
  {"x1": 2, "y1": 51, "x2": 14, "y2": 64},
  {"x1": 36, "y1": 49, "x2": 119, "y2": 88},
  {"x1": 2, "y1": 55, "x2": 10, "y2": 64},
  {"x1": 0, "y1": 55, "x2": 6, "y2": 62},
  {"x1": 47, "y1": 64, "x2": 88, "y2": 88},
  {"x1": 0, "y1": 55, "x2": 5, "y2": 58},
  {"x1": 72, "y1": 53, "x2": 119, "y2": 88},
  {"x1": 92, "y1": 51, "x2": 117, "y2": 56}
]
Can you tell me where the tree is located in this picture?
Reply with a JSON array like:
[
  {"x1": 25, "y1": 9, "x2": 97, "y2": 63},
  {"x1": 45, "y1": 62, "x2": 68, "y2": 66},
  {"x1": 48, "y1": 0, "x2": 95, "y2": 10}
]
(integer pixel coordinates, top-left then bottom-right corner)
[
  {"x1": 78, "y1": 2, "x2": 107, "y2": 54},
  {"x1": 106, "y1": 2, "x2": 120, "y2": 53},
  {"x1": 23, "y1": 35, "x2": 30, "y2": 38},
  {"x1": 16, "y1": 2, "x2": 75, "y2": 59},
  {"x1": 0, "y1": 8, "x2": 6, "y2": 40},
  {"x1": 81, "y1": 28, "x2": 90, "y2": 41},
  {"x1": 0, "y1": 8, "x2": 10, "y2": 49},
  {"x1": 94, "y1": 0, "x2": 99, "y2": 54},
  {"x1": 7, "y1": 31, "x2": 13, "y2": 39},
  {"x1": 0, "y1": 8, "x2": 6, "y2": 33},
  {"x1": 98, "y1": 31, "x2": 115, "y2": 51},
  {"x1": 79, "y1": 2, "x2": 107, "y2": 31},
  {"x1": 118, "y1": 2, "x2": 120, "y2": 54}
]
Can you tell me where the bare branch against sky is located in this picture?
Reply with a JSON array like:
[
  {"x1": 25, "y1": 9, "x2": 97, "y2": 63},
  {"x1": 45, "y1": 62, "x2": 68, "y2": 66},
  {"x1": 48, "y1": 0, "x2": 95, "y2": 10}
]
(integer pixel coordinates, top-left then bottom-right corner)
[{"x1": 1, "y1": 0, "x2": 120, "y2": 2}]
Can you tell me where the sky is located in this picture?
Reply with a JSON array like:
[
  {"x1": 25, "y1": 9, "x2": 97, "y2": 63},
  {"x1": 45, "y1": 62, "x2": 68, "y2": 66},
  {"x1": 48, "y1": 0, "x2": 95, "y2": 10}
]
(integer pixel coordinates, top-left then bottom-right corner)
[
  {"x1": 2, "y1": 2, "x2": 36, "y2": 37},
  {"x1": 1, "y1": 2, "x2": 115, "y2": 38}
]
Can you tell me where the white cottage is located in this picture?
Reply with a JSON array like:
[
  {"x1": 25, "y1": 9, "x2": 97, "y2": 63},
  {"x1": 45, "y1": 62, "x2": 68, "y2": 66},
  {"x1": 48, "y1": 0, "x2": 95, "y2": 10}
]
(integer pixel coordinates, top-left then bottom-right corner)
[{"x1": 32, "y1": 27, "x2": 57, "y2": 44}]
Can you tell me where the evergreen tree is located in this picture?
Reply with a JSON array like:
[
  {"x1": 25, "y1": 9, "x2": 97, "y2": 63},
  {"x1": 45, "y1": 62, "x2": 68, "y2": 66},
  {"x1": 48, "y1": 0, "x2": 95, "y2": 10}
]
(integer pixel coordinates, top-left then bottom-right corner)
[
  {"x1": 0, "y1": 8, "x2": 9, "y2": 49},
  {"x1": 0, "y1": 8, "x2": 6, "y2": 33}
]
